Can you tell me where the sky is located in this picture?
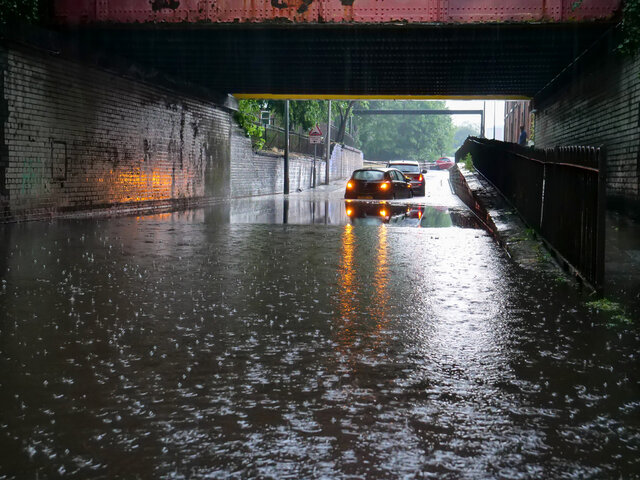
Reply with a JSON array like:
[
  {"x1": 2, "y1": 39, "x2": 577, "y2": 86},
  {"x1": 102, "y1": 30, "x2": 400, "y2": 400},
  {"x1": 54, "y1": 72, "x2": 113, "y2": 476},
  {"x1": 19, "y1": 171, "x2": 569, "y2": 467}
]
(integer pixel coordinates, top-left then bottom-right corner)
[{"x1": 445, "y1": 100, "x2": 505, "y2": 140}]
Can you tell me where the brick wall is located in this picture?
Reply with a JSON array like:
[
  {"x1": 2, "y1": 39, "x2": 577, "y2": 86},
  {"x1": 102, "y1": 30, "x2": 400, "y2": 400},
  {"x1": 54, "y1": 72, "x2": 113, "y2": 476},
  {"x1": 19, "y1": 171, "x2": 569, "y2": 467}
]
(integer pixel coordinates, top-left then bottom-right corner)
[
  {"x1": 0, "y1": 43, "x2": 233, "y2": 222},
  {"x1": 329, "y1": 144, "x2": 364, "y2": 182},
  {"x1": 534, "y1": 50, "x2": 640, "y2": 208},
  {"x1": 1, "y1": 41, "x2": 364, "y2": 222},
  {"x1": 230, "y1": 128, "x2": 362, "y2": 198}
]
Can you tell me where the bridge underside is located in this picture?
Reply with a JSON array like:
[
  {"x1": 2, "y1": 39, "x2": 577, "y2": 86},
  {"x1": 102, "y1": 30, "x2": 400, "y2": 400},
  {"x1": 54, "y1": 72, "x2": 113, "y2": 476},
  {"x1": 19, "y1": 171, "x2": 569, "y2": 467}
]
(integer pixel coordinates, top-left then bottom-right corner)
[{"x1": 57, "y1": 23, "x2": 614, "y2": 98}]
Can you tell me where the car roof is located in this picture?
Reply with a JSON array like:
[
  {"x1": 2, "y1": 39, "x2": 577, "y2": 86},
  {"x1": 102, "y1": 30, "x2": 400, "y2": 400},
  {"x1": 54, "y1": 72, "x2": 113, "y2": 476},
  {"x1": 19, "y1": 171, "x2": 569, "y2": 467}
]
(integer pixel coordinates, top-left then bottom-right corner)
[
  {"x1": 387, "y1": 160, "x2": 419, "y2": 164},
  {"x1": 354, "y1": 167, "x2": 397, "y2": 172}
]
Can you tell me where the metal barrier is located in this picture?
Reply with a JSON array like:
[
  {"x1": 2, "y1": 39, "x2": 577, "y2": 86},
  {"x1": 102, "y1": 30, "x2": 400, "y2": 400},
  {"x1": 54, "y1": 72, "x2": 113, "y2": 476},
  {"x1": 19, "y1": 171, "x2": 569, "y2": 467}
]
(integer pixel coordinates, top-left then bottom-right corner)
[{"x1": 456, "y1": 137, "x2": 606, "y2": 290}]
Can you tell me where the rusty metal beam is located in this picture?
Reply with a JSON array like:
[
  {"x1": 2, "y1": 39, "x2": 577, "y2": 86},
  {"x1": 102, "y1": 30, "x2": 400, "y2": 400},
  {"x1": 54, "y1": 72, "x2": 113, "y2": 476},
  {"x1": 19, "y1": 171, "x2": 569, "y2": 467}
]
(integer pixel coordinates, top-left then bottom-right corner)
[{"x1": 52, "y1": 0, "x2": 621, "y2": 25}]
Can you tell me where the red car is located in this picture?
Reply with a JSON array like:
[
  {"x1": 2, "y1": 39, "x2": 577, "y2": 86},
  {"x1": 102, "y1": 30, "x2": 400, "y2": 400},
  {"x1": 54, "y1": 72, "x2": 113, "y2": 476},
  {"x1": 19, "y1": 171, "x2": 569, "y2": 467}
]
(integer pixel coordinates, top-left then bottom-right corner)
[
  {"x1": 436, "y1": 157, "x2": 455, "y2": 170},
  {"x1": 386, "y1": 160, "x2": 427, "y2": 196}
]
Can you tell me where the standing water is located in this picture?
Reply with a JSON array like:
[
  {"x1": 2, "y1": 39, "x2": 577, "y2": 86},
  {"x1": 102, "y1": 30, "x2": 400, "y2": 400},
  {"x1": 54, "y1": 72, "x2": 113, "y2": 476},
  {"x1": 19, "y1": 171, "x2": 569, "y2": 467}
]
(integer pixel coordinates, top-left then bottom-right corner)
[{"x1": 0, "y1": 174, "x2": 639, "y2": 478}]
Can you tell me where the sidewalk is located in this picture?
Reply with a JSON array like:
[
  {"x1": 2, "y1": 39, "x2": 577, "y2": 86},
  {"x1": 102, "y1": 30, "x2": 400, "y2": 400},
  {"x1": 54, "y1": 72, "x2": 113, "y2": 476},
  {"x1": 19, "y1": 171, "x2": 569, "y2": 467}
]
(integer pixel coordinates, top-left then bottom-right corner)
[{"x1": 451, "y1": 164, "x2": 640, "y2": 319}]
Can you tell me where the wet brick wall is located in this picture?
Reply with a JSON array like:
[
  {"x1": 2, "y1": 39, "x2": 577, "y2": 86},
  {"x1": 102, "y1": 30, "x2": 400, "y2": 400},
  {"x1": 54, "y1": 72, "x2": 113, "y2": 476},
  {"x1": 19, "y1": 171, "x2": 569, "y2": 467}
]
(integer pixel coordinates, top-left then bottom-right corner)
[
  {"x1": 230, "y1": 128, "x2": 327, "y2": 197},
  {"x1": 0, "y1": 43, "x2": 232, "y2": 222},
  {"x1": 230, "y1": 129, "x2": 363, "y2": 198},
  {"x1": 534, "y1": 50, "x2": 640, "y2": 210},
  {"x1": 329, "y1": 144, "x2": 364, "y2": 181}
]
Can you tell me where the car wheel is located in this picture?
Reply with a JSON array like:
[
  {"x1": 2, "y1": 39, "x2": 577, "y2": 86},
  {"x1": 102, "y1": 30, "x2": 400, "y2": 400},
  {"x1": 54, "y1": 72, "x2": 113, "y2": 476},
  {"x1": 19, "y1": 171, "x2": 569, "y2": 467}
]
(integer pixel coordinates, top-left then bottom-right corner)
[{"x1": 409, "y1": 189, "x2": 414, "y2": 198}]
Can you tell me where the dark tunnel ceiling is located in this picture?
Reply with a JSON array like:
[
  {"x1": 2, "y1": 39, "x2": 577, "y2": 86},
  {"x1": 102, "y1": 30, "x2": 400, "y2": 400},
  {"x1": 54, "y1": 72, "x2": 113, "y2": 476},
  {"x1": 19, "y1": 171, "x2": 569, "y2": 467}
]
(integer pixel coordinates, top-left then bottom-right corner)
[{"x1": 61, "y1": 23, "x2": 616, "y2": 98}]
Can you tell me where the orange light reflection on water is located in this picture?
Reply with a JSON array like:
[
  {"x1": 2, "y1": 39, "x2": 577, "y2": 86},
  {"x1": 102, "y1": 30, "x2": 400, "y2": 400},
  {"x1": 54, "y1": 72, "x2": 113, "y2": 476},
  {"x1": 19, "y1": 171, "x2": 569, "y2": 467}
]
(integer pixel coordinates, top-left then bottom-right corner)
[{"x1": 336, "y1": 224, "x2": 391, "y2": 363}]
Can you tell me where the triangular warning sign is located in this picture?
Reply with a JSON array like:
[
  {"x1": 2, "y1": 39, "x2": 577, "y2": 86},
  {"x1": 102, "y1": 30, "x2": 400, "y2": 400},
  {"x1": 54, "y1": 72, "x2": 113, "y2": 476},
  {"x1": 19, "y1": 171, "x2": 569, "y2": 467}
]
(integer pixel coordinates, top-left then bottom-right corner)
[{"x1": 309, "y1": 124, "x2": 323, "y2": 136}]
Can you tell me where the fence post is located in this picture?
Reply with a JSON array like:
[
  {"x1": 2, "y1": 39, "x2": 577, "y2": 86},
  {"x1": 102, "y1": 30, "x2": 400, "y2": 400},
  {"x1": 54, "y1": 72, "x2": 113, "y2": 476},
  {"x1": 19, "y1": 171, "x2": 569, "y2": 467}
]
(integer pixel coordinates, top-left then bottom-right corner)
[
  {"x1": 539, "y1": 148, "x2": 550, "y2": 230},
  {"x1": 595, "y1": 146, "x2": 607, "y2": 292}
]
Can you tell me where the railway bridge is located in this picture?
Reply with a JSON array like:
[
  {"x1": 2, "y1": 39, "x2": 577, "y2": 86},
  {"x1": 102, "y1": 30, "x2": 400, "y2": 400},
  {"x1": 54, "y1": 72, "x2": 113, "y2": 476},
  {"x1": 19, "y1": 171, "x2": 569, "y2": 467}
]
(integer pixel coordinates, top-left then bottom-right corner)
[{"x1": 0, "y1": 0, "x2": 636, "y2": 222}]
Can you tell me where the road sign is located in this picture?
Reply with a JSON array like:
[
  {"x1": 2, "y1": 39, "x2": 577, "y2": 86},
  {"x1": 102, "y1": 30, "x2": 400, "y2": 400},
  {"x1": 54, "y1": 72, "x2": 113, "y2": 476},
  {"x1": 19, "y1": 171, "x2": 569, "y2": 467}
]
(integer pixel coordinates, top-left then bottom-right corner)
[{"x1": 309, "y1": 124, "x2": 323, "y2": 143}]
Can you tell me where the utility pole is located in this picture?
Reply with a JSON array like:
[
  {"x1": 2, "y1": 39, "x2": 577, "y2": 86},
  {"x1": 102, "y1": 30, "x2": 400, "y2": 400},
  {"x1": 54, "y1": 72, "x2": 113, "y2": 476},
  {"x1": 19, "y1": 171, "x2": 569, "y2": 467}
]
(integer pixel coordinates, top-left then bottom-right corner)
[
  {"x1": 284, "y1": 99, "x2": 290, "y2": 195},
  {"x1": 493, "y1": 101, "x2": 496, "y2": 140},
  {"x1": 325, "y1": 100, "x2": 331, "y2": 185},
  {"x1": 481, "y1": 101, "x2": 486, "y2": 138}
]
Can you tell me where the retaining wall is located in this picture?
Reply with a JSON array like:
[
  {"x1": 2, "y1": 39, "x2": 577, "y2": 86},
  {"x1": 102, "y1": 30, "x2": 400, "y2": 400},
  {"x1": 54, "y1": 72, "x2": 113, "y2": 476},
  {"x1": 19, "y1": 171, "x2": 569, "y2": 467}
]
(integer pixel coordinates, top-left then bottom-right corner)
[
  {"x1": 0, "y1": 41, "x2": 363, "y2": 222},
  {"x1": 230, "y1": 130, "x2": 362, "y2": 198},
  {"x1": 0, "y1": 42, "x2": 234, "y2": 222},
  {"x1": 534, "y1": 47, "x2": 640, "y2": 211}
]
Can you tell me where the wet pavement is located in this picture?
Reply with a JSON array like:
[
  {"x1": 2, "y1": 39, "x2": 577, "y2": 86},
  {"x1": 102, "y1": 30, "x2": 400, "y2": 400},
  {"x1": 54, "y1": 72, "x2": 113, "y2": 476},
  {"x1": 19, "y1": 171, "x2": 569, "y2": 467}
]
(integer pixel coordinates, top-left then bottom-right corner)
[
  {"x1": 1, "y1": 171, "x2": 639, "y2": 478},
  {"x1": 605, "y1": 210, "x2": 640, "y2": 318}
]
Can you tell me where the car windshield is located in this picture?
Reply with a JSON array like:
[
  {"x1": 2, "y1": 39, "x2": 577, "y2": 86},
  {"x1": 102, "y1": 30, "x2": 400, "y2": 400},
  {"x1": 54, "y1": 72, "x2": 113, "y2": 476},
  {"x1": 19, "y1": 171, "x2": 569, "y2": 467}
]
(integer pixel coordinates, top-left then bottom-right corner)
[
  {"x1": 390, "y1": 164, "x2": 420, "y2": 173},
  {"x1": 353, "y1": 170, "x2": 385, "y2": 181}
]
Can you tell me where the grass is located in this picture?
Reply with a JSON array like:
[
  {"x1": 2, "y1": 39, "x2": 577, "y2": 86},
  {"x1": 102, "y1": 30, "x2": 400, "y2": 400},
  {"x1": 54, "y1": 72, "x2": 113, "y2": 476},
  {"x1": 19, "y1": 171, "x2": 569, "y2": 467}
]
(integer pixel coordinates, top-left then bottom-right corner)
[
  {"x1": 462, "y1": 153, "x2": 474, "y2": 172},
  {"x1": 586, "y1": 298, "x2": 634, "y2": 326}
]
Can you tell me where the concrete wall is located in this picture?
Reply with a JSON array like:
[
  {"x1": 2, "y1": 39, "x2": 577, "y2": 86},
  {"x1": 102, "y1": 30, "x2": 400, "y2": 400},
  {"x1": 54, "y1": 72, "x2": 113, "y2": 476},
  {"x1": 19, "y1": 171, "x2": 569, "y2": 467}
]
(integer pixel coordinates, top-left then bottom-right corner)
[
  {"x1": 0, "y1": 43, "x2": 232, "y2": 222},
  {"x1": 534, "y1": 50, "x2": 640, "y2": 209}
]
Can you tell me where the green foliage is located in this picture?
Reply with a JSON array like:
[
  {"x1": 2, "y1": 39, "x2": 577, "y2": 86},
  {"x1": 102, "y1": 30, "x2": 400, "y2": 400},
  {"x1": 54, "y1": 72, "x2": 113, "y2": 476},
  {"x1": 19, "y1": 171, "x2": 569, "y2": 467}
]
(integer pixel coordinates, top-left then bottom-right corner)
[
  {"x1": 618, "y1": 0, "x2": 640, "y2": 56},
  {"x1": 356, "y1": 100, "x2": 454, "y2": 162},
  {"x1": 462, "y1": 153, "x2": 474, "y2": 171},
  {"x1": 234, "y1": 100, "x2": 266, "y2": 150},
  {"x1": 267, "y1": 100, "x2": 327, "y2": 131},
  {"x1": 0, "y1": 0, "x2": 41, "y2": 24},
  {"x1": 452, "y1": 123, "x2": 479, "y2": 155},
  {"x1": 586, "y1": 298, "x2": 634, "y2": 326}
]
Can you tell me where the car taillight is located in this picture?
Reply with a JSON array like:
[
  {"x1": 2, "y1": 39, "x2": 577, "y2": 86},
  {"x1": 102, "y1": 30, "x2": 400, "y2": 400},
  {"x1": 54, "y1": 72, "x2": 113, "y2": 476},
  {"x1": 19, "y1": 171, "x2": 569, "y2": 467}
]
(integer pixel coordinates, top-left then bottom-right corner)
[
  {"x1": 347, "y1": 181, "x2": 354, "y2": 189},
  {"x1": 379, "y1": 209, "x2": 387, "y2": 217},
  {"x1": 346, "y1": 208, "x2": 353, "y2": 216},
  {"x1": 379, "y1": 182, "x2": 390, "y2": 190},
  {"x1": 418, "y1": 174, "x2": 423, "y2": 182}
]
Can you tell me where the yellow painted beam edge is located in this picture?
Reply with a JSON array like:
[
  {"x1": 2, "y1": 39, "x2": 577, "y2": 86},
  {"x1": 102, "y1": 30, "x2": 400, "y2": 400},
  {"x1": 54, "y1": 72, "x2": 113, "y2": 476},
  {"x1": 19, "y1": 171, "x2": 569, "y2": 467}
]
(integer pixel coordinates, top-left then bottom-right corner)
[{"x1": 233, "y1": 93, "x2": 531, "y2": 100}]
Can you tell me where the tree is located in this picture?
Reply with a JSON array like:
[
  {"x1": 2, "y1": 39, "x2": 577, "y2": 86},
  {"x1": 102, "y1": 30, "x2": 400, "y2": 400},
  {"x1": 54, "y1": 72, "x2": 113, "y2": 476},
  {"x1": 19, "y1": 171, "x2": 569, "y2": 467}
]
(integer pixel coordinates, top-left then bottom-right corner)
[
  {"x1": 450, "y1": 123, "x2": 480, "y2": 155},
  {"x1": 618, "y1": 0, "x2": 640, "y2": 56},
  {"x1": 333, "y1": 100, "x2": 357, "y2": 144},
  {"x1": 0, "y1": 0, "x2": 44, "y2": 24},
  {"x1": 235, "y1": 99, "x2": 266, "y2": 149},
  {"x1": 355, "y1": 100, "x2": 454, "y2": 162},
  {"x1": 267, "y1": 100, "x2": 326, "y2": 131}
]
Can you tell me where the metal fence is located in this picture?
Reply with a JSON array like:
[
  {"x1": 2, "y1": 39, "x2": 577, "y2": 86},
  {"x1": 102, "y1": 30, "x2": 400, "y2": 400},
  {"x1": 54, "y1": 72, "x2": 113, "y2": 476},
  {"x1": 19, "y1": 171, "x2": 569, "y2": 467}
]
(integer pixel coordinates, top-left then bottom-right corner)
[
  {"x1": 456, "y1": 137, "x2": 606, "y2": 290},
  {"x1": 260, "y1": 124, "x2": 354, "y2": 158}
]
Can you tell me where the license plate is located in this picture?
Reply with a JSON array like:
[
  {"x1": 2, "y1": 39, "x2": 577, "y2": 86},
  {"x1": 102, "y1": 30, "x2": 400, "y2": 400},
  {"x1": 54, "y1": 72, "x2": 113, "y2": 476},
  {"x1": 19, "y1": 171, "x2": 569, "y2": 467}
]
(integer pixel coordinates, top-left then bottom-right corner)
[{"x1": 358, "y1": 195, "x2": 373, "y2": 200}]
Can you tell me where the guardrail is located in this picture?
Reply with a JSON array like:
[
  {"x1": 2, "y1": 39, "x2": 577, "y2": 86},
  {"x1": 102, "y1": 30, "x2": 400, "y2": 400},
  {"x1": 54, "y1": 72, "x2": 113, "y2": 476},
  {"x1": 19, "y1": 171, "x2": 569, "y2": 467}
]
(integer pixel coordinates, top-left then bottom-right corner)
[{"x1": 456, "y1": 137, "x2": 606, "y2": 291}]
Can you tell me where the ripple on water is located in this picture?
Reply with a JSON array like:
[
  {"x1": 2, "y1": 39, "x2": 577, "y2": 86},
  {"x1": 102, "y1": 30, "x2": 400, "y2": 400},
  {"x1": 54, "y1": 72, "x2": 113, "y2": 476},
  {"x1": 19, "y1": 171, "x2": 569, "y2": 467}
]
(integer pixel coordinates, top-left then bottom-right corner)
[{"x1": 0, "y1": 208, "x2": 638, "y2": 478}]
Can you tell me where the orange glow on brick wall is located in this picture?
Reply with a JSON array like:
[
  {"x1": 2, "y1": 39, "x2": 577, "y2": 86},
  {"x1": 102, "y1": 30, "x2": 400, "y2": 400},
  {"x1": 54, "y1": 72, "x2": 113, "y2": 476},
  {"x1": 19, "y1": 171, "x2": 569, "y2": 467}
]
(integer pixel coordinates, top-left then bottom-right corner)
[{"x1": 110, "y1": 167, "x2": 175, "y2": 203}]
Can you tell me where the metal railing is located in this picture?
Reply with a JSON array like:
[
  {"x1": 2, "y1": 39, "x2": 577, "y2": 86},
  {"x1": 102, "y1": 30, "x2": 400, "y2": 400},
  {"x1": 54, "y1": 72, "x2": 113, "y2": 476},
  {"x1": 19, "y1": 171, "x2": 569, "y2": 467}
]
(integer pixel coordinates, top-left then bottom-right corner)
[
  {"x1": 456, "y1": 137, "x2": 606, "y2": 290},
  {"x1": 260, "y1": 124, "x2": 355, "y2": 157}
]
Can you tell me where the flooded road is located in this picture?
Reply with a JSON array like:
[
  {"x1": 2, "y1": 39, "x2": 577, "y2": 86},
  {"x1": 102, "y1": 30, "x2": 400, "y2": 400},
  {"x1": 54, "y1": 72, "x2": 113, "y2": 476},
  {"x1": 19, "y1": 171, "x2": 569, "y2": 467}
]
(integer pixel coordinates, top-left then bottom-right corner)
[{"x1": 1, "y1": 172, "x2": 639, "y2": 478}]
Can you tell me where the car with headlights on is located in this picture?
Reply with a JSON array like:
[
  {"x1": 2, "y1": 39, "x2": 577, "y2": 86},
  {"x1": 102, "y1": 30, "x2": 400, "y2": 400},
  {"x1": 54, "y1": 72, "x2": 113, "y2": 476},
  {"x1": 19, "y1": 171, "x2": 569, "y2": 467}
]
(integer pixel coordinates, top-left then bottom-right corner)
[
  {"x1": 344, "y1": 168, "x2": 413, "y2": 200},
  {"x1": 385, "y1": 160, "x2": 427, "y2": 196}
]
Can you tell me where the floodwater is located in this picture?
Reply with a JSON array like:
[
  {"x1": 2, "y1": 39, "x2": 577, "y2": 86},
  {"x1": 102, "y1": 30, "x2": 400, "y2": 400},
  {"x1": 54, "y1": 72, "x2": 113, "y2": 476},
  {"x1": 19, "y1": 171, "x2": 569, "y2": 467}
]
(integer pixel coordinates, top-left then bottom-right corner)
[{"x1": 0, "y1": 172, "x2": 639, "y2": 478}]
